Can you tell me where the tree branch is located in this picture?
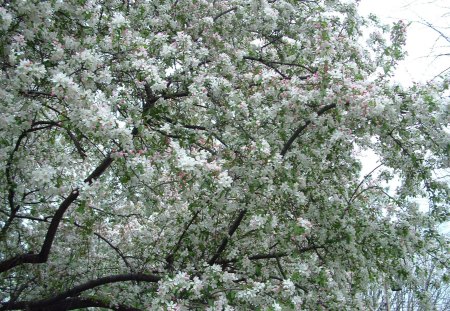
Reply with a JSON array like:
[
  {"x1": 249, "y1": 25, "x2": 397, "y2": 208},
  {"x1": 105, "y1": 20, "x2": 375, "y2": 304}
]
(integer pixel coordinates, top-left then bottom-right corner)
[
  {"x1": 0, "y1": 273, "x2": 160, "y2": 310},
  {"x1": 216, "y1": 244, "x2": 324, "y2": 265},
  {"x1": 65, "y1": 129, "x2": 87, "y2": 159},
  {"x1": 73, "y1": 221, "x2": 132, "y2": 269},
  {"x1": 84, "y1": 154, "x2": 113, "y2": 184},
  {"x1": 208, "y1": 209, "x2": 247, "y2": 265},
  {"x1": 0, "y1": 155, "x2": 114, "y2": 273},
  {"x1": 0, "y1": 273, "x2": 161, "y2": 310},
  {"x1": 0, "y1": 190, "x2": 79, "y2": 273},
  {"x1": 41, "y1": 297, "x2": 141, "y2": 311},
  {"x1": 1, "y1": 131, "x2": 29, "y2": 239},
  {"x1": 1, "y1": 121, "x2": 86, "y2": 238},
  {"x1": 243, "y1": 56, "x2": 316, "y2": 74},
  {"x1": 280, "y1": 103, "x2": 336, "y2": 157},
  {"x1": 213, "y1": 7, "x2": 237, "y2": 22},
  {"x1": 166, "y1": 210, "x2": 200, "y2": 268},
  {"x1": 162, "y1": 116, "x2": 207, "y2": 131}
]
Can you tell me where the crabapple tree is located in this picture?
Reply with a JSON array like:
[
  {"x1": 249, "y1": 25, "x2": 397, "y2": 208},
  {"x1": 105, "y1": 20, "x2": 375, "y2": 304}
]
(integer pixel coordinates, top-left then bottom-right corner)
[{"x1": 0, "y1": 0, "x2": 448, "y2": 310}]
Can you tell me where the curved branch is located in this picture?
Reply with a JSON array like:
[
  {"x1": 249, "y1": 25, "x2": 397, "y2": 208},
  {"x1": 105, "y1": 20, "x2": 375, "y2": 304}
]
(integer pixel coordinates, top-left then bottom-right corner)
[
  {"x1": 0, "y1": 155, "x2": 113, "y2": 273},
  {"x1": 1, "y1": 121, "x2": 85, "y2": 238},
  {"x1": 1, "y1": 131, "x2": 29, "y2": 239},
  {"x1": 44, "y1": 297, "x2": 141, "y2": 311},
  {"x1": 0, "y1": 190, "x2": 79, "y2": 273},
  {"x1": 0, "y1": 273, "x2": 160, "y2": 310}
]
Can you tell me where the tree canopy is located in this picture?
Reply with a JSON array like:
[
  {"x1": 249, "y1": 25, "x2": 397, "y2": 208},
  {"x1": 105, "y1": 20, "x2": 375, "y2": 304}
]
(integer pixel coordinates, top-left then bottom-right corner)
[{"x1": 0, "y1": 0, "x2": 448, "y2": 310}]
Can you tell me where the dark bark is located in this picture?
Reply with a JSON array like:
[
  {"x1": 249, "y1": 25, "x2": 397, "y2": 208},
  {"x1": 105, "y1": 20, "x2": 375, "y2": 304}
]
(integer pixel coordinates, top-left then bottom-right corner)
[
  {"x1": 0, "y1": 155, "x2": 113, "y2": 273},
  {"x1": 3, "y1": 297, "x2": 141, "y2": 311},
  {"x1": 0, "y1": 273, "x2": 160, "y2": 310}
]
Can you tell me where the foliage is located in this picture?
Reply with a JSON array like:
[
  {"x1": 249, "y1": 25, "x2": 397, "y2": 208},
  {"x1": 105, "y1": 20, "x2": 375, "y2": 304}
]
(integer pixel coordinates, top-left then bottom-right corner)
[{"x1": 0, "y1": 0, "x2": 448, "y2": 310}]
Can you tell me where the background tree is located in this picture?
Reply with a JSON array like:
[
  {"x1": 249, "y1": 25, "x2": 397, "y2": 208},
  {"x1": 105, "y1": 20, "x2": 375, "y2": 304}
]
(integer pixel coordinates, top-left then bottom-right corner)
[{"x1": 0, "y1": 0, "x2": 448, "y2": 310}]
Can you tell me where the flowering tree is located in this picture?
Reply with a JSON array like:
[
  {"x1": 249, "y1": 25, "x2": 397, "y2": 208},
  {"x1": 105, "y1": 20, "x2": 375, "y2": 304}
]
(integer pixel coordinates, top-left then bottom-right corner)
[{"x1": 0, "y1": 0, "x2": 448, "y2": 310}]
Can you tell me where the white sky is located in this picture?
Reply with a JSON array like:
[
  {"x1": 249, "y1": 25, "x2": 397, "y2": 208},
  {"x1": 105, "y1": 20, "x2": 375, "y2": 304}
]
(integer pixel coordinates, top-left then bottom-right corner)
[{"x1": 359, "y1": 0, "x2": 450, "y2": 84}]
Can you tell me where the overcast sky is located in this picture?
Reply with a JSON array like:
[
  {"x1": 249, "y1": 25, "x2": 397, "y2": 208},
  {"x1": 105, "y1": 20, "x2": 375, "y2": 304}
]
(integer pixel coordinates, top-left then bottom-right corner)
[{"x1": 359, "y1": 0, "x2": 449, "y2": 85}]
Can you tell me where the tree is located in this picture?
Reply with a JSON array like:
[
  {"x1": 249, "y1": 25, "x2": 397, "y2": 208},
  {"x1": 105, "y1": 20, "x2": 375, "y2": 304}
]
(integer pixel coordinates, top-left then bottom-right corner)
[{"x1": 0, "y1": 0, "x2": 448, "y2": 310}]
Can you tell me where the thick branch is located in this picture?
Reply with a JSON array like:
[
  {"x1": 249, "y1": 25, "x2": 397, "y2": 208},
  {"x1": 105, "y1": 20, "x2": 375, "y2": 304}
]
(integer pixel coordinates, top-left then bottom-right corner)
[
  {"x1": 42, "y1": 297, "x2": 141, "y2": 311},
  {"x1": 0, "y1": 155, "x2": 114, "y2": 273},
  {"x1": 0, "y1": 273, "x2": 160, "y2": 310},
  {"x1": 280, "y1": 103, "x2": 336, "y2": 156},
  {"x1": 143, "y1": 83, "x2": 158, "y2": 113},
  {"x1": 2, "y1": 297, "x2": 116, "y2": 311},
  {"x1": 163, "y1": 116, "x2": 207, "y2": 131},
  {"x1": 162, "y1": 91, "x2": 189, "y2": 100},
  {"x1": 0, "y1": 190, "x2": 79, "y2": 273},
  {"x1": 143, "y1": 85, "x2": 189, "y2": 112},
  {"x1": 84, "y1": 154, "x2": 113, "y2": 184}
]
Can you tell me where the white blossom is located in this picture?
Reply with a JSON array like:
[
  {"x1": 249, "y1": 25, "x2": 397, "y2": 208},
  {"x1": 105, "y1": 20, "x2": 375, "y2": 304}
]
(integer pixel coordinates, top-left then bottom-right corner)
[
  {"x1": 249, "y1": 215, "x2": 267, "y2": 230},
  {"x1": 217, "y1": 170, "x2": 233, "y2": 188},
  {"x1": 0, "y1": 1, "x2": 447, "y2": 310},
  {"x1": 0, "y1": 7, "x2": 12, "y2": 30},
  {"x1": 272, "y1": 302, "x2": 282, "y2": 311},
  {"x1": 111, "y1": 12, "x2": 127, "y2": 28},
  {"x1": 51, "y1": 72, "x2": 73, "y2": 88},
  {"x1": 260, "y1": 139, "x2": 271, "y2": 155}
]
